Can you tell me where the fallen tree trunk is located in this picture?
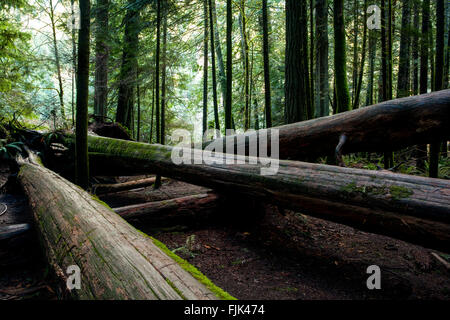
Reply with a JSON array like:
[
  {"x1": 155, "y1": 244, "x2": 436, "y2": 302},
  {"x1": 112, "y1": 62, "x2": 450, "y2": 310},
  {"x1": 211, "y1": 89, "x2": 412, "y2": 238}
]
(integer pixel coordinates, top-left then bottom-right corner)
[
  {"x1": 16, "y1": 153, "x2": 233, "y2": 300},
  {"x1": 65, "y1": 135, "x2": 450, "y2": 252},
  {"x1": 202, "y1": 90, "x2": 450, "y2": 160},
  {"x1": 92, "y1": 177, "x2": 165, "y2": 195},
  {"x1": 114, "y1": 193, "x2": 219, "y2": 221}
]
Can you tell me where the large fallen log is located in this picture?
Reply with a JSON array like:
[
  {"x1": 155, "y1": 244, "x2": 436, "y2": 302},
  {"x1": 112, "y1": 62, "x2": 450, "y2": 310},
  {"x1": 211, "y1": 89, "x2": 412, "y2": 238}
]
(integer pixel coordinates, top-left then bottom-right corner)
[
  {"x1": 65, "y1": 135, "x2": 450, "y2": 252},
  {"x1": 16, "y1": 153, "x2": 233, "y2": 300},
  {"x1": 202, "y1": 90, "x2": 450, "y2": 160}
]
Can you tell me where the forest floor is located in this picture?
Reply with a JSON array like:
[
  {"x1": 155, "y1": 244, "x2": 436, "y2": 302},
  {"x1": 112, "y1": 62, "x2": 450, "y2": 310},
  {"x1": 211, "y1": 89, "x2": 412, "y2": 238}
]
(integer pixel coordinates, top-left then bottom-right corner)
[{"x1": 0, "y1": 166, "x2": 449, "y2": 300}]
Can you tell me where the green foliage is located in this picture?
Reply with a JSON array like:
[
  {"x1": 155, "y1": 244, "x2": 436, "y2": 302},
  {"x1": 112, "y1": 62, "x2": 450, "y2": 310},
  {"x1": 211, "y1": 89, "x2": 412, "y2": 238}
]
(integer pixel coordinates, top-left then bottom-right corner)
[{"x1": 0, "y1": 140, "x2": 25, "y2": 159}]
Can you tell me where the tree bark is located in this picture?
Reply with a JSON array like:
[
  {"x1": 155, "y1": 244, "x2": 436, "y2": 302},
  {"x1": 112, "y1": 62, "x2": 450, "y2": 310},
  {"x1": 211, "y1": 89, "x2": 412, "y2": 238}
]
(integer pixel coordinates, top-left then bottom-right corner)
[
  {"x1": 94, "y1": 0, "x2": 109, "y2": 123},
  {"x1": 203, "y1": 0, "x2": 209, "y2": 136},
  {"x1": 397, "y1": 0, "x2": 411, "y2": 98},
  {"x1": 429, "y1": 0, "x2": 446, "y2": 178},
  {"x1": 16, "y1": 154, "x2": 228, "y2": 300},
  {"x1": 225, "y1": 0, "x2": 233, "y2": 131},
  {"x1": 262, "y1": 0, "x2": 272, "y2": 127},
  {"x1": 200, "y1": 90, "x2": 450, "y2": 162},
  {"x1": 114, "y1": 193, "x2": 219, "y2": 222},
  {"x1": 92, "y1": 177, "x2": 164, "y2": 195},
  {"x1": 68, "y1": 135, "x2": 450, "y2": 252},
  {"x1": 49, "y1": 0, "x2": 65, "y2": 123},
  {"x1": 333, "y1": 0, "x2": 351, "y2": 113},
  {"x1": 411, "y1": 0, "x2": 419, "y2": 96},
  {"x1": 116, "y1": 0, "x2": 139, "y2": 130},
  {"x1": 75, "y1": 0, "x2": 90, "y2": 189},
  {"x1": 239, "y1": 1, "x2": 250, "y2": 130},
  {"x1": 353, "y1": 0, "x2": 368, "y2": 109},
  {"x1": 285, "y1": 0, "x2": 310, "y2": 123},
  {"x1": 208, "y1": 0, "x2": 220, "y2": 134},
  {"x1": 315, "y1": 0, "x2": 329, "y2": 117},
  {"x1": 161, "y1": 3, "x2": 167, "y2": 145}
]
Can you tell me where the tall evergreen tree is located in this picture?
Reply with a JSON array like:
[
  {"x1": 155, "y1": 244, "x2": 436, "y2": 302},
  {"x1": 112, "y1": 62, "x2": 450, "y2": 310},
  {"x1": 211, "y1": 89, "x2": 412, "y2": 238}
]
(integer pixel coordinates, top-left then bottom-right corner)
[
  {"x1": 315, "y1": 0, "x2": 329, "y2": 117},
  {"x1": 203, "y1": 0, "x2": 209, "y2": 136},
  {"x1": 285, "y1": 0, "x2": 310, "y2": 123},
  {"x1": 225, "y1": 0, "x2": 232, "y2": 131},
  {"x1": 94, "y1": 0, "x2": 109, "y2": 123},
  {"x1": 262, "y1": 0, "x2": 272, "y2": 127},
  {"x1": 333, "y1": 0, "x2": 351, "y2": 113},
  {"x1": 116, "y1": 0, "x2": 140, "y2": 130},
  {"x1": 75, "y1": 0, "x2": 90, "y2": 189},
  {"x1": 429, "y1": 0, "x2": 445, "y2": 178},
  {"x1": 397, "y1": 0, "x2": 411, "y2": 98},
  {"x1": 208, "y1": 0, "x2": 220, "y2": 134}
]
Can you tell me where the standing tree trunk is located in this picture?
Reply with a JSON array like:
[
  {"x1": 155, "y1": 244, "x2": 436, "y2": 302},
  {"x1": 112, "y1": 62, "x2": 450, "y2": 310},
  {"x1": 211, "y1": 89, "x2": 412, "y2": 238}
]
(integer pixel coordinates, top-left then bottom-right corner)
[
  {"x1": 333, "y1": 0, "x2": 351, "y2": 113},
  {"x1": 417, "y1": 0, "x2": 430, "y2": 171},
  {"x1": 239, "y1": 1, "x2": 250, "y2": 130},
  {"x1": 351, "y1": 0, "x2": 359, "y2": 107},
  {"x1": 49, "y1": 0, "x2": 65, "y2": 123},
  {"x1": 353, "y1": 0, "x2": 368, "y2": 109},
  {"x1": 225, "y1": 0, "x2": 233, "y2": 131},
  {"x1": 161, "y1": 3, "x2": 167, "y2": 145},
  {"x1": 155, "y1": 0, "x2": 161, "y2": 144},
  {"x1": 411, "y1": 0, "x2": 419, "y2": 96},
  {"x1": 309, "y1": 0, "x2": 314, "y2": 119},
  {"x1": 75, "y1": 0, "x2": 90, "y2": 189},
  {"x1": 94, "y1": 0, "x2": 109, "y2": 123},
  {"x1": 381, "y1": 0, "x2": 393, "y2": 168},
  {"x1": 365, "y1": 27, "x2": 376, "y2": 106},
  {"x1": 397, "y1": 0, "x2": 411, "y2": 99},
  {"x1": 203, "y1": 0, "x2": 209, "y2": 136},
  {"x1": 71, "y1": 0, "x2": 77, "y2": 126},
  {"x1": 149, "y1": 74, "x2": 155, "y2": 143},
  {"x1": 116, "y1": 0, "x2": 140, "y2": 130},
  {"x1": 211, "y1": 0, "x2": 227, "y2": 123},
  {"x1": 285, "y1": 0, "x2": 309, "y2": 123},
  {"x1": 208, "y1": 0, "x2": 220, "y2": 135},
  {"x1": 154, "y1": 0, "x2": 162, "y2": 189},
  {"x1": 262, "y1": 0, "x2": 272, "y2": 127},
  {"x1": 315, "y1": 0, "x2": 329, "y2": 117},
  {"x1": 429, "y1": 0, "x2": 445, "y2": 178},
  {"x1": 136, "y1": 82, "x2": 141, "y2": 142}
]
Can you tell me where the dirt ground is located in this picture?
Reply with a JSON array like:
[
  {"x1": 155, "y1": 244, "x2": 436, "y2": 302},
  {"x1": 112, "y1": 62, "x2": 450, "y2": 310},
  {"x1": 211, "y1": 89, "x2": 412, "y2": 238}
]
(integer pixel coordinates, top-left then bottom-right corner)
[{"x1": 1, "y1": 169, "x2": 449, "y2": 300}]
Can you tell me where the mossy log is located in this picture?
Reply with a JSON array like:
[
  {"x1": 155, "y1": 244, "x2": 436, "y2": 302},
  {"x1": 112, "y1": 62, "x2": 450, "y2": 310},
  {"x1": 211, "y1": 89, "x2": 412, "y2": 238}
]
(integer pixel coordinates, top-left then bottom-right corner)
[
  {"x1": 114, "y1": 193, "x2": 219, "y2": 221},
  {"x1": 66, "y1": 135, "x2": 450, "y2": 252},
  {"x1": 203, "y1": 90, "x2": 450, "y2": 160},
  {"x1": 16, "y1": 153, "x2": 233, "y2": 300}
]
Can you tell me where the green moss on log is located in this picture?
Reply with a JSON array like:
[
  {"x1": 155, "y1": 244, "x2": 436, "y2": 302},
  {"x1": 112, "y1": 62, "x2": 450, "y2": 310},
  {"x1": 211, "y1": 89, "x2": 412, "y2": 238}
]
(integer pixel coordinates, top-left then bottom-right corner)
[
  {"x1": 341, "y1": 182, "x2": 413, "y2": 201},
  {"x1": 149, "y1": 235, "x2": 236, "y2": 300},
  {"x1": 389, "y1": 185, "x2": 413, "y2": 200}
]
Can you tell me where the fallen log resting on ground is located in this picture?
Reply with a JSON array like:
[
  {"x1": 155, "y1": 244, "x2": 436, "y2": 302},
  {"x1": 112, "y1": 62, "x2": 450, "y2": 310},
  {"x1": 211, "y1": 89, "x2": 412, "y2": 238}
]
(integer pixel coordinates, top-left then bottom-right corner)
[
  {"x1": 114, "y1": 193, "x2": 219, "y2": 221},
  {"x1": 16, "y1": 153, "x2": 233, "y2": 300},
  {"x1": 202, "y1": 90, "x2": 450, "y2": 160},
  {"x1": 92, "y1": 176, "x2": 165, "y2": 195},
  {"x1": 67, "y1": 135, "x2": 450, "y2": 252}
]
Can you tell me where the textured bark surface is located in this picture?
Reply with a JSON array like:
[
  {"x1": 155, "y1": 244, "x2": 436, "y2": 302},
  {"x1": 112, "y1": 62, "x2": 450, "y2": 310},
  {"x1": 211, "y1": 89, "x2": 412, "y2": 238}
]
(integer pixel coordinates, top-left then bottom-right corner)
[
  {"x1": 203, "y1": 90, "x2": 450, "y2": 161},
  {"x1": 114, "y1": 193, "x2": 219, "y2": 221},
  {"x1": 75, "y1": 135, "x2": 450, "y2": 252},
  {"x1": 17, "y1": 156, "x2": 227, "y2": 300},
  {"x1": 92, "y1": 177, "x2": 162, "y2": 195}
]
